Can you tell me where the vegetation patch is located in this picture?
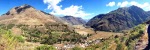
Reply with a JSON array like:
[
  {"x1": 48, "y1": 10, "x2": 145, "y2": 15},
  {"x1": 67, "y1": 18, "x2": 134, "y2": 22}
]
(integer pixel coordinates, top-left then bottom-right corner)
[
  {"x1": 35, "y1": 45, "x2": 56, "y2": 50},
  {"x1": 84, "y1": 24, "x2": 146, "y2": 50}
]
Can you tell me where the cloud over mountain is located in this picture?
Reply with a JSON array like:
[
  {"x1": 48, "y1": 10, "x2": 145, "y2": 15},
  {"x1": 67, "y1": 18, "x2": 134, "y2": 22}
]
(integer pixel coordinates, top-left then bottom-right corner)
[
  {"x1": 106, "y1": 1, "x2": 115, "y2": 7},
  {"x1": 43, "y1": 0, "x2": 91, "y2": 17},
  {"x1": 106, "y1": 1, "x2": 150, "y2": 11}
]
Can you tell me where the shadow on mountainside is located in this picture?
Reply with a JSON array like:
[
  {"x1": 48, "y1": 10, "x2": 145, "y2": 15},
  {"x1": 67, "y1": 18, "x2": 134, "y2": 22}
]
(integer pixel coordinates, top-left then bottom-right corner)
[{"x1": 144, "y1": 25, "x2": 150, "y2": 50}]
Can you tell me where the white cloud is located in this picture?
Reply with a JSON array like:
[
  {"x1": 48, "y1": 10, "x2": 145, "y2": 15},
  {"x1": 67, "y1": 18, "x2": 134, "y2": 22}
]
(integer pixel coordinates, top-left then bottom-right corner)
[
  {"x1": 129, "y1": 1, "x2": 150, "y2": 11},
  {"x1": 117, "y1": 1, "x2": 129, "y2": 7},
  {"x1": 43, "y1": 0, "x2": 91, "y2": 17},
  {"x1": 106, "y1": 1, "x2": 115, "y2": 7},
  {"x1": 107, "y1": 1, "x2": 150, "y2": 11}
]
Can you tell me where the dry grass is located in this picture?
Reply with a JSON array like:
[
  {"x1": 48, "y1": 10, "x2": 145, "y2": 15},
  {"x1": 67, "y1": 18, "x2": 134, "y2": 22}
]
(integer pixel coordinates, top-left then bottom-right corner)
[
  {"x1": 73, "y1": 25, "x2": 124, "y2": 41},
  {"x1": 16, "y1": 42, "x2": 42, "y2": 50},
  {"x1": 74, "y1": 25, "x2": 96, "y2": 35},
  {"x1": 11, "y1": 27, "x2": 22, "y2": 36},
  {"x1": 0, "y1": 31, "x2": 18, "y2": 50},
  {"x1": 87, "y1": 31, "x2": 123, "y2": 41}
]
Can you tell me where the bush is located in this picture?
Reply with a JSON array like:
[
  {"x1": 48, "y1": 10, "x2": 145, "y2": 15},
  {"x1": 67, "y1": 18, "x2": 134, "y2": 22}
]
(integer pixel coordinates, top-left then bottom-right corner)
[
  {"x1": 7, "y1": 24, "x2": 15, "y2": 29},
  {"x1": 35, "y1": 45, "x2": 56, "y2": 50},
  {"x1": 16, "y1": 35, "x2": 25, "y2": 43},
  {"x1": 0, "y1": 29, "x2": 18, "y2": 50},
  {"x1": 116, "y1": 43, "x2": 126, "y2": 50},
  {"x1": 85, "y1": 47, "x2": 95, "y2": 50},
  {"x1": 72, "y1": 46, "x2": 82, "y2": 50}
]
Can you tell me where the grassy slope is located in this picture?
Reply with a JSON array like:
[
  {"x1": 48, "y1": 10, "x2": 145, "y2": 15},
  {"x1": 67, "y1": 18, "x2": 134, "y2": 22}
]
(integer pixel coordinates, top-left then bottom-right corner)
[
  {"x1": 0, "y1": 23, "x2": 147, "y2": 50},
  {"x1": 83, "y1": 24, "x2": 146, "y2": 50},
  {"x1": 0, "y1": 25, "x2": 57, "y2": 50}
]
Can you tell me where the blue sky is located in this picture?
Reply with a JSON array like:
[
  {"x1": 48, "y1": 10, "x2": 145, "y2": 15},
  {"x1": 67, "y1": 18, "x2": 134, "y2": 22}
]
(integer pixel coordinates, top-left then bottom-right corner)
[{"x1": 0, "y1": 0, "x2": 150, "y2": 19}]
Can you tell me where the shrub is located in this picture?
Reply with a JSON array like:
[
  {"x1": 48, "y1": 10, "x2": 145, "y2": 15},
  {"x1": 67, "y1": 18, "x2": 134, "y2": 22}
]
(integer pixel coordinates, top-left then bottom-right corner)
[
  {"x1": 116, "y1": 43, "x2": 126, "y2": 50},
  {"x1": 85, "y1": 47, "x2": 96, "y2": 50},
  {"x1": 35, "y1": 45, "x2": 56, "y2": 50},
  {"x1": 7, "y1": 24, "x2": 15, "y2": 29},
  {"x1": 16, "y1": 35, "x2": 25, "y2": 43},
  {"x1": 72, "y1": 46, "x2": 82, "y2": 50},
  {"x1": 0, "y1": 29, "x2": 18, "y2": 50}
]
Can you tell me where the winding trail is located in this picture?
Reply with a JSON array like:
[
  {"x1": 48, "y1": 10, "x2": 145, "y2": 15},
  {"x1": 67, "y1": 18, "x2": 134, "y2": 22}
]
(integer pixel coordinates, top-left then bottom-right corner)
[{"x1": 144, "y1": 24, "x2": 150, "y2": 50}]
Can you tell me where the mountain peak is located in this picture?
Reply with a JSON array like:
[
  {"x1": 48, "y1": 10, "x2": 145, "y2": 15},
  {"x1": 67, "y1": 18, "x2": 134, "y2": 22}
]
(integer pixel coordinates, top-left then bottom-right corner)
[
  {"x1": 87, "y1": 5, "x2": 149, "y2": 32},
  {"x1": 0, "y1": 4, "x2": 66, "y2": 25},
  {"x1": 64, "y1": 16, "x2": 74, "y2": 18},
  {"x1": 109, "y1": 5, "x2": 144, "y2": 15},
  {"x1": 129, "y1": 5, "x2": 144, "y2": 11},
  {"x1": 6, "y1": 4, "x2": 35, "y2": 15},
  {"x1": 19, "y1": 4, "x2": 32, "y2": 9},
  {"x1": 130, "y1": 5, "x2": 139, "y2": 8},
  {"x1": 61, "y1": 16, "x2": 86, "y2": 25},
  {"x1": 63, "y1": 16, "x2": 82, "y2": 19}
]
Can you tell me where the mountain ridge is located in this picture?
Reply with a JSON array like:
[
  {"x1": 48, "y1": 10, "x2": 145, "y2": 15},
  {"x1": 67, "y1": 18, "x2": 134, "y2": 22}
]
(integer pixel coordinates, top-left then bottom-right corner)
[
  {"x1": 0, "y1": 4, "x2": 74, "y2": 31},
  {"x1": 61, "y1": 16, "x2": 86, "y2": 25},
  {"x1": 86, "y1": 5, "x2": 150, "y2": 32},
  {"x1": 0, "y1": 4, "x2": 61, "y2": 25}
]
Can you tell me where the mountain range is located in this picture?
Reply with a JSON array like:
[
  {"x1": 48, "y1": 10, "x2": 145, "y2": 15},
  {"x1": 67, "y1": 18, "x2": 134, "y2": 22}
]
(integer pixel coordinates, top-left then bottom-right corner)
[
  {"x1": 61, "y1": 16, "x2": 86, "y2": 25},
  {"x1": 0, "y1": 4, "x2": 150, "y2": 50},
  {"x1": 87, "y1": 5, "x2": 150, "y2": 32},
  {"x1": 1, "y1": 4, "x2": 149, "y2": 32}
]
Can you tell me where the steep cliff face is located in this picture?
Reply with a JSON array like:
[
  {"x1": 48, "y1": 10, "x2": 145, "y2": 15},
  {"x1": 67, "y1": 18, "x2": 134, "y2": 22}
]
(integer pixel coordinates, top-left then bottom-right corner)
[{"x1": 87, "y1": 5, "x2": 150, "y2": 32}]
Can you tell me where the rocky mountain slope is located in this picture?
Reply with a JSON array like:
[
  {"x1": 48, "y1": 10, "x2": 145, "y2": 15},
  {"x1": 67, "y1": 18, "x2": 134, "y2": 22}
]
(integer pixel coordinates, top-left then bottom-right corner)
[
  {"x1": 0, "y1": 4, "x2": 73, "y2": 31},
  {"x1": 0, "y1": 4, "x2": 85, "y2": 48},
  {"x1": 61, "y1": 16, "x2": 86, "y2": 25},
  {"x1": 86, "y1": 5, "x2": 150, "y2": 32}
]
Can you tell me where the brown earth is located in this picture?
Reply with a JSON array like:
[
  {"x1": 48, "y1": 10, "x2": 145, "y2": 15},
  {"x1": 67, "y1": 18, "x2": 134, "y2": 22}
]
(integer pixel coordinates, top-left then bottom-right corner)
[{"x1": 135, "y1": 25, "x2": 148, "y2": 50}]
